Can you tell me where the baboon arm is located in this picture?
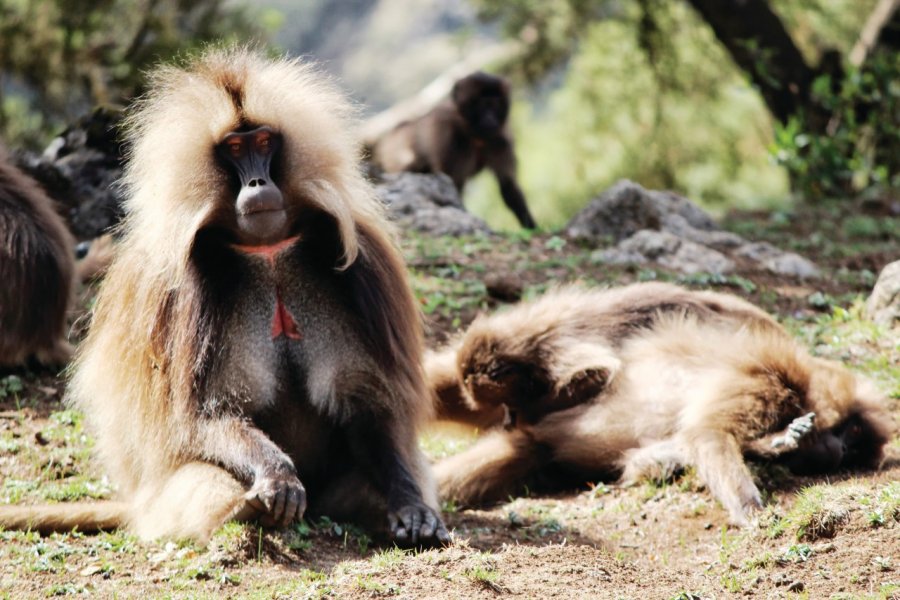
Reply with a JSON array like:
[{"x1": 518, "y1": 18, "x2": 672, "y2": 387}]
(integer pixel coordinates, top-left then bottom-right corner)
[
  {"x1": 434, "y1": 430, "x2": 543, "y2": 507},
  {"x1": 198, "y1": 418, "x2": 296, "y2": 481},
  {"x1": 744, "y1": 412, "x2": 817, "y2": 459},
  {"x1": 346, "y1": 416, "x2": 450, "y2": 545},
  {"x1": 682, "y1": 428, "x2": 762, "y2": 525},
  {"x1": 486, "y1": 143, "x2": 535, "y2": 229},
  {"x1": 197, "y1": 418, "x2": 305, "y2": 527}
]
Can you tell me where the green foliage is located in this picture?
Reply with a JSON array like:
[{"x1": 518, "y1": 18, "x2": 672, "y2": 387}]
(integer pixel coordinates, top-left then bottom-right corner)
[
  {"x1": 771, "y1": 51, "x2": 900, "y2": 201},
  {"x1": 0, "y1": 0, "x2": 276, "y2": 148},
  {"x1": 469, "y1": 1, "x2": 788, "y2": 229}
]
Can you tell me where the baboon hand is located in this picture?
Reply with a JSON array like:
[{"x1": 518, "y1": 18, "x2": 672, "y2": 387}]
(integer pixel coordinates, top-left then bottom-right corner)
[
  {"x1": 771, "y1": 412, "x2": 816, "y2": 450},
  {"x1": 246, "y1": 472, "x2": 307, "y2": 528},
  {"x1": 388, "y1": 503, "x2": 451, "y2": 547}
]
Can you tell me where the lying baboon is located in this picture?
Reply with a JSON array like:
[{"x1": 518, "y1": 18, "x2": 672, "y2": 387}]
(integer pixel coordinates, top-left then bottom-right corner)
[
  {"x1": 373, "y1": 71, "x2": 537, "y2": 229},
  {"x1": 0, "y1": 48, "x2": 448, "y2": 546},
  {"x1": 0, "y1": 145, "x2": 75, "y2": 368},
  {"x1": 428, "y1": 282, "x2": 893, "y2": 525}
]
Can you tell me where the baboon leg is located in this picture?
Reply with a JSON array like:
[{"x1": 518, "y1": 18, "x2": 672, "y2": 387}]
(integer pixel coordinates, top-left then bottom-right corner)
[
  {"x1": 682, "y1": 428, "x2": 762, "y2": 525},
  {"x1": 129, "y1": 462, "x2": 251, "y2": 544},
  {"x1": 619, "y1": 439, "x2": 686, "y2": 485},
  {"x1": 434, "y1": 430, "x2": 544, "y2": 507}
]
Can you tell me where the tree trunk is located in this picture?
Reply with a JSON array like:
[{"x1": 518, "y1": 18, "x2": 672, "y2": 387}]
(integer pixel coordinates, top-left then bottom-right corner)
[{"x1": 685, "y1": 0, "x2": 816, "y2": 124}]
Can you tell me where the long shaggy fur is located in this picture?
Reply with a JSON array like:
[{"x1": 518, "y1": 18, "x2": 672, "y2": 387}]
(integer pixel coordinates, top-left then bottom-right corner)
[
  {"x1": 429, "y1": 282, "x2": 894, "y2": 524},
  {"x1": 0, "y1": 48, "x2": 435, "y2": 542},
  {"x1": 0, "y1": 146, "x2": 75, "y2": 368}
]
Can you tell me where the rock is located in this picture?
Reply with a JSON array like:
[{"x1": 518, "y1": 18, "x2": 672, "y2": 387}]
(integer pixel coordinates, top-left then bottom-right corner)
[
  {"x1": 375, "y1": 172, "x2": 492, "y2": 236},
  {"x1": 595, "y1": 230, "x2": 734, "y2": 274},
  {"x1": 735, "y1": 242, "x2": 821, "y2": 279},
  {"x1": 13, "y1": 107, "x2": 126, "y2": 240},
  {"x1": 566, "y1": 179, "x2": 717, "y2": 243},
  {"x1": 867, "y1": 260, "x2": 900, "y2": 327},
  {"x1": 483, "y1": 273, "x2": 523, "y2": 302},
  {"x1": 570, "y1": 179, "x2": 818, "y2": 277}
]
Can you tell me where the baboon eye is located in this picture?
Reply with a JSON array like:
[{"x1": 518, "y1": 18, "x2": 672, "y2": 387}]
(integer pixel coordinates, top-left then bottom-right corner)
[
  {"x1": 488, "y1": 364, "x2": 514, "y2": 380},
  {"x1": 255, "y1": 131, "x2": 272, "y2": 154},
  {"x1": 225, "y1": 138, "x2": 243, "y2": 157}
]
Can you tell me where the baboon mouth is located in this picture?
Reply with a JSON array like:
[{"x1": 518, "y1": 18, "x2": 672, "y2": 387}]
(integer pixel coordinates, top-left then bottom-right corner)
[
  {"x1": 236, "y1": 210, "x2": 289, "y2": 245},
  {"x1": 240, "y1": 206, "x2": 285, "y2": 217}
]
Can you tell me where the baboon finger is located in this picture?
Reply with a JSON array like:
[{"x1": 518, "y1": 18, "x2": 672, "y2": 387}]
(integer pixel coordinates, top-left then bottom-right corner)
[
  {"x1": 419, "y1": 512, "x2": 436, "y2": 539},
  {"x1": 284, "y1": 485, "x2": 305, "y2": 524},
  {"x1": 407, "y1": 509, "x2": 422, "y2": 545},
  {"x1": 271, "y1": 485, "x2": 287, "y2": 525}
]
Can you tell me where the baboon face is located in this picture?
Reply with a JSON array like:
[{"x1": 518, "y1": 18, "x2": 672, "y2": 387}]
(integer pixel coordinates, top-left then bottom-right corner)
[
  {"x1": 451, "y1": 72, "x2": 510, "y2": 137},
  {"x1": 458, "y1": 336, "x2": 551, "y2": 409},
  {"x1": 785, "y1": 412, "x2": 888, "y2": 475},
  {"x1": 215, "y1": 125, "x2": 287, "y2": 245}
]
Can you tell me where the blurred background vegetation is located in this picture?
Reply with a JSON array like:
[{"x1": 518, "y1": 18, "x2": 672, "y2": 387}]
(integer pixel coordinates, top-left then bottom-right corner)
[{"x1": 2, "y1": 0, "x2": 898, "y2": 230}]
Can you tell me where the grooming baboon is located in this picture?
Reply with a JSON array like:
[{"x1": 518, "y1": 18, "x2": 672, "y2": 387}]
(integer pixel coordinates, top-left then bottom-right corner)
[
  {"x1": 0, "y1": 48, "x2": 448, "y2": 546},
  {"x1": 74, "y1": 233, "x2": 116, "y2": 282},
  {"x1": 428, "y1": 283, "x2": 893, "y2": 525},
  {"x1": 373, "y1": 71, "x2": 537, "y2": 229},
  {"x1": 0, "y1": 145, "x2": 75, "y2": 368}
]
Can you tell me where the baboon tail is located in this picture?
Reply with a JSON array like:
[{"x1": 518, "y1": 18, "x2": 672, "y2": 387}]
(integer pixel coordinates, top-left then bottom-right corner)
[{"x1": 0, "y1": 501, "x2": 127, "y2": 535}]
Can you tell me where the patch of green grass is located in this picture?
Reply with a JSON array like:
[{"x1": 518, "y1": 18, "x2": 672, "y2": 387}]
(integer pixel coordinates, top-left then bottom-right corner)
[
  {"x1": 464, "y1": 552, "x2": 502, "y2": 591},
  {"x1": 0, "y1": 375, "x2": 24, "y2": 400},
  {"x1": 419, "y1": 429, "x2": 478, "y2": 461},
  {"x1": 778, "y1": 543, "x2": 813, "y2": 563},
  {"x1": 240, "y1": 570, "x2": 331, "y2": 600},
  {"x1": 355, "y1": 575, "x2": 399, "y2": 595},
  {"x1": 370, "y1": 546, "x2": 411, "y2": 569},
  {"x1": 788, "y1": 485, "x2": 854, "y2": 541},
  {"x1": 678, "y1": 271, "x2": 757, "y2": 293},
  {"x1": 772, "y1": 481, "x2": 898, "y2": 541}
]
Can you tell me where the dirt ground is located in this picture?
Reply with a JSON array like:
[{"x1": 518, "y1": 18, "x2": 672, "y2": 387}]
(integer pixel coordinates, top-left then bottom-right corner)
[{"x1": 0, "y1": 205, "x2": 898, "y2": 599}]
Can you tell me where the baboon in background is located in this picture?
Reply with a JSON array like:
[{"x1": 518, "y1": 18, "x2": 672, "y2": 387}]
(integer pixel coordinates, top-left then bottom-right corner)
[
  {"x1": 373, "y1": 71, "x2": 537, "y2": 229},
  {"x1": 428, "y1": 283, "x2": 894, "y2": 525},
  {"x1": 0, "y1": 146, "x2": 75, "y2": 368},
  {"x1": 0, "y1": 48, "x2": 449, "y2": 546}
]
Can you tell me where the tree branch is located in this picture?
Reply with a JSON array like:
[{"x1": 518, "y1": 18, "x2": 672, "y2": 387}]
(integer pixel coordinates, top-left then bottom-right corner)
[
  {"x1": 850, "y1": 0, "x2": 900, "y2": 66},
  {"x1": 685, "y1": 0, "x2": 816, "y2": 124}
]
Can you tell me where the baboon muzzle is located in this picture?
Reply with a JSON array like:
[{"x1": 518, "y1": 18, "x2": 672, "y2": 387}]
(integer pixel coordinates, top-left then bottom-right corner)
[{"x1": 217, "y1": 126, "x2": 287, "y2": 244}]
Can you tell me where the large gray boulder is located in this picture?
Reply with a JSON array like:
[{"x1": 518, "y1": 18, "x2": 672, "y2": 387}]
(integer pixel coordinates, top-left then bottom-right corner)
[
  {"x1": 568, "y1": 179, "x2": 820, "y2": 278},
  {"x1": 375, "y1": 172, "x2": 492, "y2": 236},
  {"x1": 866, "y1": 260, "x2": 900, "y2": 327}
]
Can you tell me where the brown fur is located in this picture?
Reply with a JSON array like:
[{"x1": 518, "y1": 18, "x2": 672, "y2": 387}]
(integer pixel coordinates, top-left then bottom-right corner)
[
  {"x1": 429, "y1": 282, "x2": 894, "y2": 525},
  {"x1": 75, "y1": 233, "x2": 115, "y2": 282},
  {"x1": 0, "y1": 48, "x2": 446, "y2": 545},
  {"x1": 0, "y1": 145, "x2": 75, "y2": 368},
  {"x1": 373, "y1": 71, "x2": 536, "y2": 229}
]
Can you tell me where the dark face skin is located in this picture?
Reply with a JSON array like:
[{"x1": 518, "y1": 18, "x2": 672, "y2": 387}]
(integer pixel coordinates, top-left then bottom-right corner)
[
  {"x1": 216, "y1": 126, "x2": 286, "y2": 245},
  {"x1": 783, "y1": 414, "x2": 882, "y2": 475},
  {"x1": 452, "y1": 73, "x2": 510, "y2": 138}
]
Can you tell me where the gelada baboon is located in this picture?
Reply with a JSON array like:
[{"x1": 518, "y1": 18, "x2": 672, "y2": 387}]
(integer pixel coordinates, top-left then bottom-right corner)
[
  {"x1": 373, "y1": 71, "x2": 537, "y2": 229},
  {"x1": 0, "y1": 145, "x2": 75, "y2": 368},
  {"x1": 0, "y1": 48, "x2": 449, "y2": 546},
  {"x1": 428, "y1": 282, "x2": 893, "y2": 525}
]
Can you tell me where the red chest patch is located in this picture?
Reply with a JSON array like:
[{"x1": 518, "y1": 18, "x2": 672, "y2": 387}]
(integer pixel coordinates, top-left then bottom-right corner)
[
  {"x1": 232, "y1": 236, "x2": 303, "y2": 341},
  {"x1": 271, "y1": 293, "x2": 302, "y2": 340}
]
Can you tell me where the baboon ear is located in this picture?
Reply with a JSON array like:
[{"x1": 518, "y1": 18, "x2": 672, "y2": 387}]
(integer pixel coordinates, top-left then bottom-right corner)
[{"x1": 560, "y1": 367, "x2": 611, "y2": 402}]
